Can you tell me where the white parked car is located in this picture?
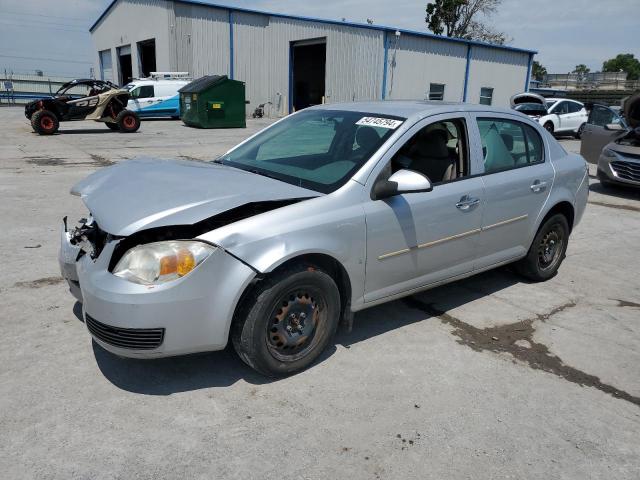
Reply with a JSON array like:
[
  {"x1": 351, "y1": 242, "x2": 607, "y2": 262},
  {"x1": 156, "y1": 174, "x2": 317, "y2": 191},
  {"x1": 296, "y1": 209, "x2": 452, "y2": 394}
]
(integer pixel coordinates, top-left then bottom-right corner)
[{"x1": 511, "y1": 94, "x2": 588, "y2": 138}]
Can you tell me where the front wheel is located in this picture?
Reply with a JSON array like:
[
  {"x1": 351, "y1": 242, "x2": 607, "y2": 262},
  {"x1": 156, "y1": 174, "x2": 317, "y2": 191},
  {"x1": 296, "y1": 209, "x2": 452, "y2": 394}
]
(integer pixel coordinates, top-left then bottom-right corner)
[
  {"x1": 115, "y1": 110, "x2": 140, "y2": 133},
  {"x1": 516, "y1": 214, "x2": 569, "y2": 282},
  {"x1": 105, "y1": 122, "x2": 119, "y2": 131},
  {"x1": 232, "y1": 264, "x2": 341, "y2": 377},
  {"x1": 543, "y1": 121, "x2": 555, "y2": 135},
  {"x1": 31, "y1": 110, "x2": 59, "y2": 135}
]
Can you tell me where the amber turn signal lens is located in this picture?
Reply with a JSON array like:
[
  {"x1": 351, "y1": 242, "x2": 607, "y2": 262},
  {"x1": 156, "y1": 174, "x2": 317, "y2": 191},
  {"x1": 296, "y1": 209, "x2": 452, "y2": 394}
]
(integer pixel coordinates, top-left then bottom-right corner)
[{"x1": 176, "y1": 250, "x2": 196, "y2": 276}]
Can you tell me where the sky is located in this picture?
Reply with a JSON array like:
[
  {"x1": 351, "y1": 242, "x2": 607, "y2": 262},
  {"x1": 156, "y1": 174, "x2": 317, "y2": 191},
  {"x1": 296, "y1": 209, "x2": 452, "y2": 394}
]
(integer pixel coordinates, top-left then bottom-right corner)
[{"x1": 0, "y1": 0, "x2": 638, "y2": 78}]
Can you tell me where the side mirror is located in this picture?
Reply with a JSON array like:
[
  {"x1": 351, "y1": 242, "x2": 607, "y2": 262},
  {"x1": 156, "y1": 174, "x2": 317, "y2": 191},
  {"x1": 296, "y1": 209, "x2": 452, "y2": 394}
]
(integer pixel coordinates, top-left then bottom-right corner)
[
  {"x1": 604, "y1": 123, "x2": 623, "y2": 131},
  {"x1": 372, "y1": 169, "x2": 433, "y2": 200}
]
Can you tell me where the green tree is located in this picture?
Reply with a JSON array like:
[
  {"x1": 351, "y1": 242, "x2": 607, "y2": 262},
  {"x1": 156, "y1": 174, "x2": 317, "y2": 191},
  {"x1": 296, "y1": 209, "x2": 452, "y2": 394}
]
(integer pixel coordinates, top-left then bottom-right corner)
[
  {"x1": 602, "y1": 53, "x2": 640, "y2": 80},
  {"x1": 425, "y1": 0, "x2": 509, "y2": 45},
  {"x1": 532, "y1": 61, "x2": 547, "y2": 82},
  {"x1": 572, "y1": 64, "x2": 590, "y2": 75}
]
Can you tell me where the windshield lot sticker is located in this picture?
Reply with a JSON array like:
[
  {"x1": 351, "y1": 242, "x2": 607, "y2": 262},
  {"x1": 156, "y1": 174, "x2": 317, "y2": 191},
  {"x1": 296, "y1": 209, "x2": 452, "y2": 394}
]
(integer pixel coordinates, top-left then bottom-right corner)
[{"x1": 356, "y1": 117, "x2": 403, "y2": 129}]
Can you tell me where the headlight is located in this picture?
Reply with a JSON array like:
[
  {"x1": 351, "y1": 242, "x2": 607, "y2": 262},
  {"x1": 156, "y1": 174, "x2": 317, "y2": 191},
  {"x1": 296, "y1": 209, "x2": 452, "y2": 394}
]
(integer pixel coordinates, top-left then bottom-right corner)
[
  {"x1": 113, "y1": 240, "x2": 216, "y2": 285},
  {"x1": 602, "y1": 148, "x2": 616, "y2": 158}
]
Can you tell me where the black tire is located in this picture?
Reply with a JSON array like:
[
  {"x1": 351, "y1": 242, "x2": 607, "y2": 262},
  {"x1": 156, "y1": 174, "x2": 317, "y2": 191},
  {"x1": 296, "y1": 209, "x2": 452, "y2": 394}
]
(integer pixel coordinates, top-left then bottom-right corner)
[
  {"x1": 575, "y1": 123, "x2": 586, "y2": 139},
  {"x1": 115, "y1": 110, "x2": 140, "y2": 133},
  {"x1": 31, "y1": 110, "x2": 59, "y2": 135},
  {"x1": 516, "y1": 213, "x2": 569, "y2": 282},
  {"x1": 543, "y1": 121, "x2": 555, "y2": 135},
  {"x1": 105, "y1": 122, "x2": 119, "y2": 131},
  {"x1": 232, "y1": 264, "x2": 341, "y2": 377}
]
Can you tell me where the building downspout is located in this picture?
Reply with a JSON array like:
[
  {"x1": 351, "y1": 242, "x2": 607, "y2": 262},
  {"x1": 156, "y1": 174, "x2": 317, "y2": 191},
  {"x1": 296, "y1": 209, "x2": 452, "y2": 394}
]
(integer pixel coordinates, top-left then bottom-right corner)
[
  {"x1": 228, "y1": 10, "x2": 235, "y2": 80},
  {"x1": 462, "y1": 44, "x2": 472, "y2": 102},
  {"x1": 381, "y1": 31, "x2": 389, "y2": 100},
  {"x1": 525, "y1": 52, "x2": 534, "y2": 92}
]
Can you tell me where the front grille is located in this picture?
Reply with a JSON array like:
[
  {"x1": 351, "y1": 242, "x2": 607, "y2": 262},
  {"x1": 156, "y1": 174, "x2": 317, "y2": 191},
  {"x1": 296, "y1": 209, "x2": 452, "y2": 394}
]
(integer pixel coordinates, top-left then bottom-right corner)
[
  {"x1": 86, "y1": 315, "x2": 164, "y2": 350},
  {"x1": 611, "y1": 160, "x2": 640, "y2": 182}
]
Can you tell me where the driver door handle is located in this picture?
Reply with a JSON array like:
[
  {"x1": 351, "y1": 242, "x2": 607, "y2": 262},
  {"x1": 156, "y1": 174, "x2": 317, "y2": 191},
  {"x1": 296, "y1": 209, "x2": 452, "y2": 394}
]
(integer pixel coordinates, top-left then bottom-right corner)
[
  {"x1": 530, "y1": 180, "x2": 548, "y2": 193},
  {"x1": 456, "y1": 195, "x2": 480, "y2": 211}
]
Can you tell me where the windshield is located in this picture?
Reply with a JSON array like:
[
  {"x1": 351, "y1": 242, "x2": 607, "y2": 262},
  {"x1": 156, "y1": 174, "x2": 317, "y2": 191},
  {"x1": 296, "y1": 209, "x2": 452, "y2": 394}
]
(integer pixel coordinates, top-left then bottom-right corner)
[
  {"x1": 546, "y1": 101, "x2": 557, "y2": 111},
  {"x1": 217, "y1": 109, "x2": 404, "y2": 193}
]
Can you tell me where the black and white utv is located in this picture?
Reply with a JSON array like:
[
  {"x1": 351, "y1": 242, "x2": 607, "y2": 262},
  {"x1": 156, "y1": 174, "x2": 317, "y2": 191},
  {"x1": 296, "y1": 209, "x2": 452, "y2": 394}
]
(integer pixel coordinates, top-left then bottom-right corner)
[{"x1": 25, "y1": 79, "x2": 140, "y2": 135}]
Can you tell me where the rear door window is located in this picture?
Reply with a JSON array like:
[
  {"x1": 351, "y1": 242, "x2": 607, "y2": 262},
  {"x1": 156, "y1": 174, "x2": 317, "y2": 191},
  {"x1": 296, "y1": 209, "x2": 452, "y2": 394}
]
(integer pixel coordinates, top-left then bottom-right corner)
[{"x1": 477, "y1": 118, "x2": 544, "y2": 174}]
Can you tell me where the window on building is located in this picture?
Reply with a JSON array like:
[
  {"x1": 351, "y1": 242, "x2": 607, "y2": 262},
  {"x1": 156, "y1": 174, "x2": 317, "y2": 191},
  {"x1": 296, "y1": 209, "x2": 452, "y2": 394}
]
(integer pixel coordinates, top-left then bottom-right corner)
[
  {"x1": 428, "y1": 83, "x2": 446, "y2": 101},
  {"x1": 479, "y1": 87, "x2": 494, "y2": 105},
  {"x1": 477, "y1": 118, "x2": 544, "y2": 174},
  {"x1": 98, "y1": 49, "x2": 113, "y2": 82}
]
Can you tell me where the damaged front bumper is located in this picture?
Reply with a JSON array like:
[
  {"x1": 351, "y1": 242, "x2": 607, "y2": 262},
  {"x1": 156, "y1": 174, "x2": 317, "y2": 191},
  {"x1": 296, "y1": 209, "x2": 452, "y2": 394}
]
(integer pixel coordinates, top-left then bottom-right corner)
[{"x1": 58, "y1": 219, "x2": 257, "y2": 358}]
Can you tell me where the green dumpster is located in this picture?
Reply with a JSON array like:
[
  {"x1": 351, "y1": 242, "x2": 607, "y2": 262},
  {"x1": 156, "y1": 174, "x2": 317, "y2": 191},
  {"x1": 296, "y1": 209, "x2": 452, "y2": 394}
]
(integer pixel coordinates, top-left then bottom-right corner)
[{"x1": 178, "y1": 75, "x2": 246, "y2": 128}]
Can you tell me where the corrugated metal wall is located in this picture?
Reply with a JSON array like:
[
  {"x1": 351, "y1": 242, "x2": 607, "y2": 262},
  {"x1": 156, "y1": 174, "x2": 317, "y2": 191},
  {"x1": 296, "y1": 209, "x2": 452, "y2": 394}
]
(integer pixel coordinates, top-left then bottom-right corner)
[
  {"x1": 467, "y1": 46, "x2": 529, "y2": 107},
  {"x1": 91, "y1": 0, "x2": 173, "y2": 84},
  {"x1": 386, "y1": 34, "x2": 468, "y2": 101},
  {"x1": 170, "y1": 3, "x2": 230, "y2": 79},
  {"x1": 231, "y1": 12, "x2": 384, "y2": 117}
]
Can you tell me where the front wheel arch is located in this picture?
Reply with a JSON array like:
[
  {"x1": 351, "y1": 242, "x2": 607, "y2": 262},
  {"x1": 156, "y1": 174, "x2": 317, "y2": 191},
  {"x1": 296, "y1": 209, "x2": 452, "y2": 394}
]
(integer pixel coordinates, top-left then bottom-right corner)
[{"x1": 233, "y1": 253, "x2": 353, "y2": 335}]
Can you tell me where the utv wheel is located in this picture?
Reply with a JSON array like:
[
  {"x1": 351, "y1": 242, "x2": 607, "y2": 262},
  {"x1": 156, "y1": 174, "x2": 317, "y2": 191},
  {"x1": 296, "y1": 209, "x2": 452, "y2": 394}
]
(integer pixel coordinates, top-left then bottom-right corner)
[
  {"x1": 575, "y1": 123, "x2": 586, "y2": 139},
  {"x1": 543, "y1": 121, "x2": 554, "y2": 134},
  {"x1": 105, "y1": 122, "x2": 119, "y2": 131},
  {"x1": 516, "y1": 214, "x2": 569, "y2": 282},
  {"x1": 232, "y1": 264, "x2": 340, "y2": 377},
  {"x1": 31, "y1": 110, "x2": 59, "y2": 135},
  {"x1": 115, "y1": 110, "x2": 140, "y2": 133}
]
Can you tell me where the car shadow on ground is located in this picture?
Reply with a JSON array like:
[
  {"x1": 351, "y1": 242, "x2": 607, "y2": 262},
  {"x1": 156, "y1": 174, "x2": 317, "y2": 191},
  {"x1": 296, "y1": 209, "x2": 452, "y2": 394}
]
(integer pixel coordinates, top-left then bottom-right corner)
[
  {"x1": 589, "y1": 181, "x2": 640, "y2": 200},
  {"x1": 92, "y1": 268, "x2": 522, "y2": 395}
]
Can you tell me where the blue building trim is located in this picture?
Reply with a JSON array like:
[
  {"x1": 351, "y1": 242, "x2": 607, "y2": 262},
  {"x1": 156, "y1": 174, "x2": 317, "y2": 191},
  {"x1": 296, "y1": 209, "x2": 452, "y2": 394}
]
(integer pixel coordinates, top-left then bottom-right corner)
[
  {"x1": 524, "y1": 52, "x2": 534, "y2": 92},
  {"x1": 228, "y1": 9, "x2": 234, "y2": 79},
  {"x1": 288, "y1": 42, "x2": 294, "y2": 113},
  {"x1": 462, "y1": 44, "x2": 472, "y2": 102},
  {"x1": 90, "y1": 0, "x2": 537, "y2": 56},
  {"x1": 381, "y1": 31, "x2": 389, "y2": 100}
]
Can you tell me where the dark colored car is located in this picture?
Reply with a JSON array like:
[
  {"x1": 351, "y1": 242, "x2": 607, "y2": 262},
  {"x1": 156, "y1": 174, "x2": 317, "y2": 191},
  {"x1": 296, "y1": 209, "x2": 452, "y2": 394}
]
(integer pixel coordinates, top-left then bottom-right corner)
[
  {"x1": 580, "y1": 93, "x2": 640, "y2": 189},
  {"x1": 24, "y1": 79, "x2": 140, "y2": 135}
]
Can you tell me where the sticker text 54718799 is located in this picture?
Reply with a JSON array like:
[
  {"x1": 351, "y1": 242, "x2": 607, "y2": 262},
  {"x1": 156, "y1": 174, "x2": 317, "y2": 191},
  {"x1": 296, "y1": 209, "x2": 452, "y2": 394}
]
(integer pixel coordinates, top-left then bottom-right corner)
[{"x1": 356, "y1": 117, "x2": 404, "y2": 130}]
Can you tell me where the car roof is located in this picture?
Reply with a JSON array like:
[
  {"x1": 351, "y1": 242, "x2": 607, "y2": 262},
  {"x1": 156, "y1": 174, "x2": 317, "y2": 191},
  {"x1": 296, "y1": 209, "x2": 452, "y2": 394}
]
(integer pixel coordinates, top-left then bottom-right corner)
[
  {"x1": 546, "y1": 97, "x2": 583, "y2": 104},
  {"x1": 309, "y1": 100, "x2": 523, "y2": 120}
]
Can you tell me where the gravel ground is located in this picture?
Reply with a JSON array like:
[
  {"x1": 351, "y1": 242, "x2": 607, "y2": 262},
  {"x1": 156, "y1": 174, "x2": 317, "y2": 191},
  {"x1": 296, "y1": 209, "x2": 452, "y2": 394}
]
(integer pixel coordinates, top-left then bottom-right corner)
[{"x1": 1, "y1": 107, "x2": 639, "y2": 479}]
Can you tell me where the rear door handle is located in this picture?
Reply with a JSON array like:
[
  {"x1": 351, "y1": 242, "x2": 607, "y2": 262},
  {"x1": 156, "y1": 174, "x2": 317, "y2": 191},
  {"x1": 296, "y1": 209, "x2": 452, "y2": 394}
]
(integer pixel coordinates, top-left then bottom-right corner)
[
  {"x1": 456, "y1": 195, "x2": 480, "y2": 211},
  {"x1": 530, "y1": 180, "x2": 548, "y2": 192}
]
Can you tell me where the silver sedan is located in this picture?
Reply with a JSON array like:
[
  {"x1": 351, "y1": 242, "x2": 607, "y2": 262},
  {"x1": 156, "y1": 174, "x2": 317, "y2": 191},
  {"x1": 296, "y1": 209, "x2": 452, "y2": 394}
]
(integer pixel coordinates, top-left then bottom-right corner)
[{"x1": 59, "y1": 101, "x2": 589, "y2": 376}]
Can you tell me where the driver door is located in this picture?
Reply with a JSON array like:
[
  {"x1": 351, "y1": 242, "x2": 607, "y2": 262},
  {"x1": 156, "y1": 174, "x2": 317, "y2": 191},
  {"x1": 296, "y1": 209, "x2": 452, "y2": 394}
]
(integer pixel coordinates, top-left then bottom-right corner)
[{"x1": 363, "y1": 114, "x2": 485, "y2": 303}]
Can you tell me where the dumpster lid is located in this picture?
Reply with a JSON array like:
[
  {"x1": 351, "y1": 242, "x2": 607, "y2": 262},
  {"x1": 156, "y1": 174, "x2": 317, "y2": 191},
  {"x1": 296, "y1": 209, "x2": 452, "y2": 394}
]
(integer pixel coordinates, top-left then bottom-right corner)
[{"x1": 179, "y1": 75, "x2": 227, "y2": 93}]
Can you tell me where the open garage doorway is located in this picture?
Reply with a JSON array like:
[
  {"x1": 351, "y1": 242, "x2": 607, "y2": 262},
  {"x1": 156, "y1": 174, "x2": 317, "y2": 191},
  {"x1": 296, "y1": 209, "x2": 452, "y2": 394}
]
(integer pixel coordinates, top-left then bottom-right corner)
[
  {"x1": 117, "y1": 45, "x2": 132, "y2": 86},
  {"x1": 137, "y1": 39, "x2": 156, "y2": 78},
  {"x1": 290, "y1": 38, "x2": 326, "y2": 112}
]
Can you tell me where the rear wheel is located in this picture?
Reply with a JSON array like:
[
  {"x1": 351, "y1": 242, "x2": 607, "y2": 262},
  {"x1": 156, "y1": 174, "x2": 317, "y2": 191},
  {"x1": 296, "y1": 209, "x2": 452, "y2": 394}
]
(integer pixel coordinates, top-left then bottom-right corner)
[
  {"x1": 31, "y1": 110, "x2": 59, "y2": 135},
  {"x1": 105, "y1": 122, "x2": 119, "y2": 131},
  {"x1": 115, "y1": 110, "x2": 140, "y2": 133},
  {"x1": 516, "y1": 214, "x2": 569, "y2": 282},
  {"x1": 575, "y1": 123, "x2": 586, "y2": 139},
  {"x1": 232, "y1": 264, "x2": 340, "y2": 377}
]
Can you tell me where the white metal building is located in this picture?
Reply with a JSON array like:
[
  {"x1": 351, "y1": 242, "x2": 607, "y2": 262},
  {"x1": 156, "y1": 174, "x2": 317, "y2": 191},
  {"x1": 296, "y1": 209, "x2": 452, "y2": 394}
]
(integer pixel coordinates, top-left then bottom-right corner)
[{"x1": 90, "y1": 0, "x2": 536, "y2": 117}]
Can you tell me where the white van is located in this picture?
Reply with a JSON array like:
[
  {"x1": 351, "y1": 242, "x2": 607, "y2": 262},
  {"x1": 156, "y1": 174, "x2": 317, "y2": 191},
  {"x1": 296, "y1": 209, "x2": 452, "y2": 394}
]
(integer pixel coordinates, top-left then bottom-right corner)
[{"x1": 125, "y1": 72, "x2": 190, "y2": 118}]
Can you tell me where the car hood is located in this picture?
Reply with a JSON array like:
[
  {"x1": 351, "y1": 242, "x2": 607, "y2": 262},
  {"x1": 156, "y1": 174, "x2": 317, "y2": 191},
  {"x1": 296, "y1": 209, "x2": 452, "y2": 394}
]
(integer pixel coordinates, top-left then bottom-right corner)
[
  {"x1": 622, "y1": 92, "x2": 640, "y2": 129},
  {"x1": 510, "y1": 92, "x2": 547, "y2": 108},
  {"x1": 70, "y1": 158, "x2": 321, "y2": 236}
]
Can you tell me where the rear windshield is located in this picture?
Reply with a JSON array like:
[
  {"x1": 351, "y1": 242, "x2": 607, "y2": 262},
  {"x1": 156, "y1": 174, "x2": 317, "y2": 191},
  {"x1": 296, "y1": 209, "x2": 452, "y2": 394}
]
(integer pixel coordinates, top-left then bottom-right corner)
[{"x1": 217, "y1": 109, "x2": 404, "y2": 193}]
